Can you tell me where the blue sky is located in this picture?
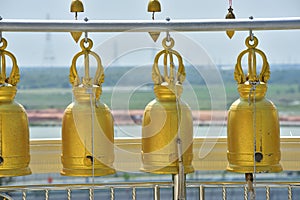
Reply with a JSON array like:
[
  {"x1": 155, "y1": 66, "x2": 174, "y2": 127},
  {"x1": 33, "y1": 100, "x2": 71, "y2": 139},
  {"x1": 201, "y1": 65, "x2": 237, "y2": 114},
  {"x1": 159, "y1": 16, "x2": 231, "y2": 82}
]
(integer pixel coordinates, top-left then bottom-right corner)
[{"x1": 0, "y1": 0, "x2": 300, "y2": 67}]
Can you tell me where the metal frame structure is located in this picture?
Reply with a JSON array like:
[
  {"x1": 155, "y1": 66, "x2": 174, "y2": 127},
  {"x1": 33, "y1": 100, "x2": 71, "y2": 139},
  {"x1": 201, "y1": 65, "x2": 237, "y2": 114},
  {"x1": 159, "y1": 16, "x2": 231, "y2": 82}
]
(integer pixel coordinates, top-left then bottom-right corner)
[
  {"x1": 1, "y1": 17, "x2": 300, "y2": 199},
  {"x1": 0, "y1": 17, "x2": 300, "y2": 32}
]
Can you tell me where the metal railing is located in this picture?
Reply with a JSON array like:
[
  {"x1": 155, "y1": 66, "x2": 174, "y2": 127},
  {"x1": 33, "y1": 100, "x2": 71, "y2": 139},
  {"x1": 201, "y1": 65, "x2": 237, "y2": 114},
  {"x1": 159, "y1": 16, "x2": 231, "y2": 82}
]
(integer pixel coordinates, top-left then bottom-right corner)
[
  {"x1": 29, "y1": 138, "x2": 300, "y2": 173},
  {"x1": 1, "y1": 17, "x2": 300, "y2": 32},
  {"x1": 0, "y1": 181, "x2": 299, "y2": 200}
]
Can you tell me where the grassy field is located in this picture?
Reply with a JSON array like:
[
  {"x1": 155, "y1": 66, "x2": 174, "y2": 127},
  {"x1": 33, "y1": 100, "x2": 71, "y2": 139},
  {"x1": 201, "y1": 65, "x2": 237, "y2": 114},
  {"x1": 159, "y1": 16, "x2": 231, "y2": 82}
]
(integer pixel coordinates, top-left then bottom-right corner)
[
  {"x1": 13, "y1": 66, "x2": 300, "y2": 113},
  {"x1": 14, "y1": 83, "x2": 300, "y2": 114}
]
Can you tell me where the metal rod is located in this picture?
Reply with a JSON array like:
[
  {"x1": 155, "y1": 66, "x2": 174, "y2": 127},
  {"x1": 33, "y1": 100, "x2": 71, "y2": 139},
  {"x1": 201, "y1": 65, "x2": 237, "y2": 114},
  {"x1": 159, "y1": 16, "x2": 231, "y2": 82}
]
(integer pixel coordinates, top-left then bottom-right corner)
[
  {"x1": 244, "y1": 185, "x2": 248, "y2": 200},
  {"x1": 153, "y1": 185, "x2": 160, "y2": 200},
  {"x1": 245, "y1": 173, "x2": 254, "y2": 199},
  {"x1": 266, "y1": 186, "x2": 270, "y2": 200},
  {"x1": 288, "y1": 185, "x2": 292, "y2": 200},
  {"x1": 199, "y1": 185, "x2": 205, "y2": 200},
  {"x1": 110, "y1": 187, "x2": 114, "y2": 200},
  {"x1": 22, "y1": 190, "x2": 26, "y2": 200},
  {"x1": 132, "y1": 187, "x2": 136, "y2": 200},
  {"x1": 89, "y1": 187, "x2": 94, "y2": 200},
  {"x1": 173, "y1": 174, "x2": 186, "y2": 200},
  {"x1": 45, "y1": 189, "x2": 49, "y2": 200},
  {"x1": 67, "y1": 188, "x2": 71, "y2": 200},
  {"x1": 222, "y1": 186, "x2": 227, "y2": 200},
  {"x1": 0, "y1": 17, "x2": 300, "y2": 32}
]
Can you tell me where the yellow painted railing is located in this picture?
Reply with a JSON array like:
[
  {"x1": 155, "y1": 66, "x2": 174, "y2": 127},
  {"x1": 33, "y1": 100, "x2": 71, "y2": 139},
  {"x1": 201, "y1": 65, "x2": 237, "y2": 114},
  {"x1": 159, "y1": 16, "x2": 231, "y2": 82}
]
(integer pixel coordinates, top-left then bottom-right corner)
[{"x1": 29, "y1": 137, "x2": 300, "y2": 174}]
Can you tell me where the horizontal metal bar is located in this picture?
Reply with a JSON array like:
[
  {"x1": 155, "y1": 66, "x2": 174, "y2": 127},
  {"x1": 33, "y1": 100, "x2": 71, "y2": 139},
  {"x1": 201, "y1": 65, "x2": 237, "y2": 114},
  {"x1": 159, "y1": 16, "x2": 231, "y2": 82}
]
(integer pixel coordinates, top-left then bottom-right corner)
[{"x1": 0, "y1": 17, "x2": 300, "y2": 32}]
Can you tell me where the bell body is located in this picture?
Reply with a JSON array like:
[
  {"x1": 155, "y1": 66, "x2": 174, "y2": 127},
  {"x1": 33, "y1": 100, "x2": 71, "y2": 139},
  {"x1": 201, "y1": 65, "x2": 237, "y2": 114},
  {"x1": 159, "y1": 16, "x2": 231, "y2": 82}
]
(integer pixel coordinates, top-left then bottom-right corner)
[
  {"x1": 0, "y1": 86, "x2": 31, "y2": 177},
  {"x1": 61, "y1": 87, "x2": 115, "y2": 176},
  {"x1": 227, "y1": 83, "x2": 282, "y2": 173},
  {"x1": 70, "y1": 0, "x2": 84, "y2": 12},
  {"x1": 147, "y1": 0, "x2": 161, "y2": 12},
  {"x1": 141, "y1": 85, "x2": 194, "y2": 174}
]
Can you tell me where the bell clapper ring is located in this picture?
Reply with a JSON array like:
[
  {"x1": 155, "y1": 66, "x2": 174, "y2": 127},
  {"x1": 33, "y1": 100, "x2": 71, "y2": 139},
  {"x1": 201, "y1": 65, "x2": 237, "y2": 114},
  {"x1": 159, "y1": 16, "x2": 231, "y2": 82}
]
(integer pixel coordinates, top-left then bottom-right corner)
[{"x1": 162, "y1": 33, "x2": 174, "y2": 51}]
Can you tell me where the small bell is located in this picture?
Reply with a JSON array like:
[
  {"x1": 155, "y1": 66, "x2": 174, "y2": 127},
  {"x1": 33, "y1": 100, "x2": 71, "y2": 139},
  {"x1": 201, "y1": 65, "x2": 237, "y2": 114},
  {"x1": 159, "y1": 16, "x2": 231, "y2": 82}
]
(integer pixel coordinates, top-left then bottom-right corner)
[
  {"x1": 225, "y1": 6, "x2": 236, "y2": 39},
  {"x1": 61, "y1": 38, "x2": 115, "y2": 176},
  {"x1": 227, "y1": 36, "x2": 282, "y2": 173},
  {"x1": 0, "y1": 38, "x2": 31, "y2": 177},
  {"x1": 70, "y1": 0, "x2": 84, "y2": 43},
  {"x1": 70, "y1": 0, "x2": 84, "y2": 13},
  {"x1": 147, "y1": 0, "x2": 161, "y2": 14},
  {"x1": 141, "y1": 37, "x2": 194, "y2": 174},
  {"x1": 147, "y1": 0, "x2": 161, "y2": 42}
]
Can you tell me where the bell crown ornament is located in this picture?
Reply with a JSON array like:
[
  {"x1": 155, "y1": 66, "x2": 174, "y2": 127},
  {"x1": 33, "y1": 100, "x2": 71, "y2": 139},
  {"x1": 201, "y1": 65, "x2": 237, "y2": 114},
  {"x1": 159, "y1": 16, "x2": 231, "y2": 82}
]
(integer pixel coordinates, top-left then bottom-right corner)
[
  {"x1": 234, "y1": 36, "x2": 271, "y2": 100},
  {"x1": 234, "y1": 36, "x2": 270, "y2": 84},
  {"x1": 0, "y1": 38, "x2": 19, "y2": 103},
  {"x1": 0, "y1": 38, "x2": 19, "y2": 104},
  {"x1": 152, "y1": 37, "x2": 186, "y2": 98},
  {"x1": 0, "y1": 38, "x2": 20, "y2": 87},
  {"x1": 69, "y1": 38, "x2": 104, "y2": 100}
]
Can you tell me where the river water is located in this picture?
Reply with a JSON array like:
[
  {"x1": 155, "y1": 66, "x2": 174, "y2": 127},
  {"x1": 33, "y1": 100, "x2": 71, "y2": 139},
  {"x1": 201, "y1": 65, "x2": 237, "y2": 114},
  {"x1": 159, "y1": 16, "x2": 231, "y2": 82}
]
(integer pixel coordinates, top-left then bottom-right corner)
[{"x1": 30, "y1": 125, "x2": 300, "y2": 139}]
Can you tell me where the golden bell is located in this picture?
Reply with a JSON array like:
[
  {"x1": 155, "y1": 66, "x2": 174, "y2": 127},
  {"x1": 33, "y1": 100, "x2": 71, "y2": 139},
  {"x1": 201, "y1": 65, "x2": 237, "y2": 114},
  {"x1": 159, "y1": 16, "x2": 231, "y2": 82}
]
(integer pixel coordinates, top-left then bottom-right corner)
[
  {"x1": 225, "y1": 6, "x2": 236, "y2": 39},
  {"x1": 70, "y1": 0, "x2": 84, "y2": 13},
  {"x1": 147, "y1": 0, "x2": 161, "y2": 42},
  {"x1": 147, "y1": 0, "x2": 161, "y2": 12},
  {"x1": 227, "y1": 36, "x2": 282, "y2": 173},
  {"x1": 61, "y1": 38, "x2": 115, "y2": 176},
  {"x1": 141, "y1": 38, "x2": 194, "y2": 174},
  {"x1": 0, "y1": 38, "x2": 31, "y2": 177},
  {"x1": 70, "y1": 0, "x2": 84, "y2": 43}
]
